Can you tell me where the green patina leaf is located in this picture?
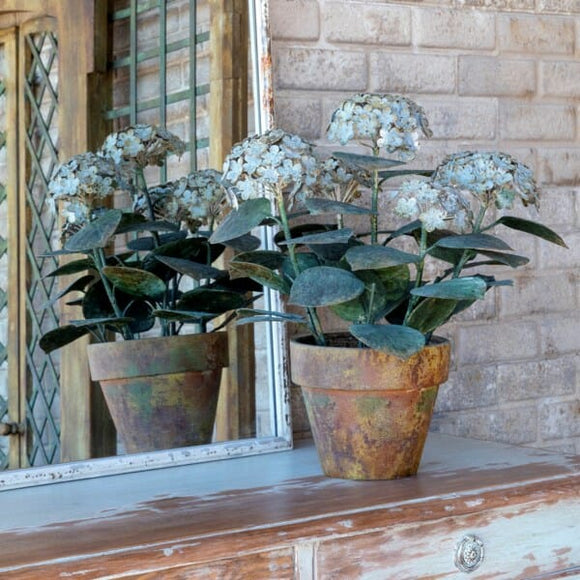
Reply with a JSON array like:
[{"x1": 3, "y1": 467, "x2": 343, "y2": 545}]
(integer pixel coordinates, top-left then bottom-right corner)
[
  {"x1": 410, "y1": 276, "x2": 487, "y2": 300},
  {"x1": 235, "y1": 309, "x2": 306, "y2": 325},
  {"x1": 154, "y1": 255, "x2": 226, "y2": 281},
  {"x1": 231, "y1": 250, "x2": 286, "y2": 270},
  {"x1": 494, "y1": 216, "x2": 568, "y2": 248},
  {"x1": 434, "y1": 233, "x2": 512, "y2": 252},
  {"x1": 346, "y1": 245, "x2": 420, "y2": 270},
  {"x1": 289, "y1": 266, "x2": 365, "y2": 307},
  {"x1": 406, "y1": 298, "x2": 459, "y2": 334},
  {"x1": 304, "y1": 198, "x2": 374, "y2": 216},
  {"x1": 39, "y1": 325, "x2": 92, "y2": 353},
  {"x1": 102, "y1": 266, "x2": 167, "y2": 299},
  {"x1": 177, "y1": 287, "x2": 248, "y2": 315},
  {"x1": 209, "y1": 197, "x2": 272, "y2": 244},
  {"x1": 45, "y1": 257, "x2": 95, "y2": 277},
  {"x1": 278, "y1": 228, "x2": 354, "y2": 246},
  {"x1": 350, "y1": 323, "x2": 425, "y2": 359},
  {"x1": 65, "y1": 209, "x2": 123, "y2": 252},
  {"x1": 332, "y1": 151, "x2": 404, "y2": 171},
  {"x1": 229, "y1": 261, "x2": 290, "y2": 294}
]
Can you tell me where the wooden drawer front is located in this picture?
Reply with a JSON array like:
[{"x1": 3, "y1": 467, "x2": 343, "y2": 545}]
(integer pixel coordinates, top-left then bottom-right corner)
[
  {"x1": 122, "y1": 547, "x2": 296, "y2": 579},
  {"x1": 316, "y1": 497, "x2": 580, "y2": 579}
]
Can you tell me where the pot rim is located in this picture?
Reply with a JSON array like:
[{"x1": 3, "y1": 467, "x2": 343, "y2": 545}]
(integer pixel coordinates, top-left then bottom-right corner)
[
  {"x1": 290, "y1": 331, "x2": 449, "y2": 349},
  {"x1": 87, "y1": 331, "x2": 229, "y2": 381},
  {"x1": 289, "y1": 331, "x2": 451, "y2": 391}
]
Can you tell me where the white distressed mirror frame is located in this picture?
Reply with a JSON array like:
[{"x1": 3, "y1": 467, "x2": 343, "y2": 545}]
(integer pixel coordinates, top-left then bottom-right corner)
[{"x1": 0, "y1": 0, "x2": 292, "y2": 491}]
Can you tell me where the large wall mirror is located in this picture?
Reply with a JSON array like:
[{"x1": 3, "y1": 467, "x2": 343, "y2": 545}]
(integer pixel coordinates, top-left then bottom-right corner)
[{"x1": 0, "y1": 0, "x2": 291, "y2": 491}]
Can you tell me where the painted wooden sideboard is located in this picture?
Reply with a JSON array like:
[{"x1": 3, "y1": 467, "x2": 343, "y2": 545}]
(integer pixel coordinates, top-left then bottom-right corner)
[{"x1": 0, "y1": 434, "x2": 579, "y2": 579}]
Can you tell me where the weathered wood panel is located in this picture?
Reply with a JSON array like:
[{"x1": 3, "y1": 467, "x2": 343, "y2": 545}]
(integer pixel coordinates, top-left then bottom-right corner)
[{"x1": 0, "y1": 436, "x2": 578, "y2": 578}]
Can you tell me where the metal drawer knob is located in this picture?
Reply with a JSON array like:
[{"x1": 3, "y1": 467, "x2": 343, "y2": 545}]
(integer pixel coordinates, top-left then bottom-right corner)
[{"x1": 455, "y1": 534, "x2": 484, "y2": 573}]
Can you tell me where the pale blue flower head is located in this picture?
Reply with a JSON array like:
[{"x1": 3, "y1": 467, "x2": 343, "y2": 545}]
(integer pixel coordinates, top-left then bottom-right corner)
[
  {"x1": 222, "y1": 129, "x2": 320, "y2": 205},
  {"x1": 433, "y1": 151, "x2": 540, "y2": 210},
  {"x1": 99, "y1": 124, "x2": 185, "y2": 169},
  {"x1": 327, "y1": 93, "x2": 432, "y2": 161},
  {"x1": 394, "y1": 179, "x2": 471, "y2": 232}
]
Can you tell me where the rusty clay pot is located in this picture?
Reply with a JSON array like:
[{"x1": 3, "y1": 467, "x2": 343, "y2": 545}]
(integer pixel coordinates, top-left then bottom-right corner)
[
  {"x1": 290, "y1": 333, "x2": 451, "y2": 480},
  {"x1": 87, "y1": 332, "x2": 228, "y2": 454}
]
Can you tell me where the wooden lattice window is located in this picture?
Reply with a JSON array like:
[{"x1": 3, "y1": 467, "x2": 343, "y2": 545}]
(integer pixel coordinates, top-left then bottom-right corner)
[{"x1": 0, "y1": 0, "x2": 253, "y2": 469}]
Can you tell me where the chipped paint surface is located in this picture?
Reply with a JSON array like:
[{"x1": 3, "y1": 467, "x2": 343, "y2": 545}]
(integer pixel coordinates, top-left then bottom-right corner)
[{"x1": 0, "y1": 436, "x2": 578, "y2": 577}]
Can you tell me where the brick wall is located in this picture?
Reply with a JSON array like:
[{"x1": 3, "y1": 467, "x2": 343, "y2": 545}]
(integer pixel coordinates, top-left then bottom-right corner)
[{"x1": 270, "y1": 0, "x2": 580, "y2": 452}]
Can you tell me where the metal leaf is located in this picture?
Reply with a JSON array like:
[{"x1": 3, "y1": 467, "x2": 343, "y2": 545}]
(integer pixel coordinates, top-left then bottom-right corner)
[
  {"x1": 405, "y1": 298, "x2": 458, "y2": 335},
  {"x1": 236, "y1": 309, "x2": 306, "y2": 325},
  {"x1": 177, "y1": 288, "x2": 248, "y2": 315},
  {"x1": 229, "y1": 261, "x2": 290, "y2": 294},
  {"x1": 231, "y1": 250, "x2": 286, "y2": 270},
  {"x1": 154, "y1": 255, "x2": 226, "y2": 281},
  {"x1": 222, "y1": 233, "x2": 262, "y2": 252},
  {"x1": 102, "y1": 266, "x2": 167, "y2": 298},
  {"x1": 332, "y1": 151, "x2": 404, "y2": 171},
  {"x1": 495, "y1": 216, "x2": 568, "y2": 248},
  {"x1": 209, "y1": 197, "x2": 272, "y2": 244},
  {"x1": 278, "y1": 228, "x2": 354, "y2": 246},
  {"x1": 64, "y1": 209, "x2": 124, "y2": 252},
  {"x1": 346, "y1": 245, "x2": 420, "y2": 270},
  {"x1": 434, "y1": 233, "x2": 512, "y2": 252},
  {"x1": 410, "y1": 277, "x2": 487, "y2": 300},
  {"x1": 350, "y1": 323, "x2": 426, "y2": 359},
  {"x1": 127, "y1": 231, "x2": 188, "y2": 251},
  {"x1": 45, "y1": 257, "x2": 94, "y2": 277},
  {"x1": 304, "y1": 198, "x2": 374, "y2": 216},
  {"x1": 39, "y1": 325, "x2": 92, "y2": 353},
  {"x1": 289, "y1": 266, "x2": 365, "y2": 307}
]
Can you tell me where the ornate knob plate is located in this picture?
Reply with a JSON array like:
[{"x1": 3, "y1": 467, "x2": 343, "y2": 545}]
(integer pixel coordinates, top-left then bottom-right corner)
[{"x1": 455, "y1": 534, "x2": 484, "y2": 573}]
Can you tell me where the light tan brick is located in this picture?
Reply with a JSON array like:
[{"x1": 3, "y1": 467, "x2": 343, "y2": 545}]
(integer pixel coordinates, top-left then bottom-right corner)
[
  {"x1": 542, "y1": 61, "x2": 580, "y2": 98},
  {"x1": 497, "y1": 357, "x2": 576, "y2": 401},
  {"x1": 432, "y1": 405, "x2": 539, "y2": 445},
  {"x1": 537, "y1": 229, "x2": 579, "y2": 270},
  {"x1": 456, "y1": 321, "x2": 539, "y2": 365},
  {"x1": 538, "y1": 148, "x2": 580, "y2": 185},
  {"x1": 453, "y1": 0, "x2": 534, "y2": 9},
  {"x1": 324, "y1": 3, "x2": 411, "y2": 46},
  {"x1": 541, "y1": 313, "x2": 580, "y2": 355},
  {"x1": 500, "y1": 104, "x2": 576, "y2": 141},
  {"x1": 501, "y1": 272, "x2": 576, "y2": 318},
  {"x1": 415, "y1": 8, "x2": 496, "y2": 50},
  {"x1": 537, "y1": 0, "x2": 580, "y2": 13},
  {"x1": 275, "y1": 97, "x2": 324, "y2": 140},
  {"x1": 533, "y1": 187, "x2": 577, "y2": 228},
  {"x1": 459, "y1": 56, "x2": 536, "y2": 97},
  {"x1": 498, "y1": 14, "x2": 575, "y2": 54},
  {"x1": 270, "y1": 0, "x2": 320, "y2": 41},
  {"x1": 425, "y1": 98, "x2": 497, "y2": 140},
  {"x1": 435, "y1": 365, "x2": 498, "y2": 412},
  {"x1": 369, "y1": 53, "x2": 456, "y2": 94},
  {"x1": 540, "y1": 400, "x2": 580, "y2": 440},
  {"x1": 273, "y1": 48, "x2": 367, "y2": 91}
]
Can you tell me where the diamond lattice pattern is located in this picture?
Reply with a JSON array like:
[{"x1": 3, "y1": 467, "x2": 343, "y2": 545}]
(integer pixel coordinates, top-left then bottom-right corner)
[{"x1": 23, "y1": 30, "x2": 61, "y2": 466}]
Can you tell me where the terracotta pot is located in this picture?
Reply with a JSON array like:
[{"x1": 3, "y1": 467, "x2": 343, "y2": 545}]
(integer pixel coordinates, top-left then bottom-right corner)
[
  {"x1": 290, "y1": 333, "x2": 450, "y2": 480},
  {"x1": 87, "y1": 332, "x2": 228, "y2": 454}
]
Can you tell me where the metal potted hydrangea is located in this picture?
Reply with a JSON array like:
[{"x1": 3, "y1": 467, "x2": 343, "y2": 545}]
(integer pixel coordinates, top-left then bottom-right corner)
[
  {"x1": 210, "y1": 93, "x2": 567, "y2": 480},
  {"x1": 40, "y1": 124, "x2": 259, "y2": 454}
]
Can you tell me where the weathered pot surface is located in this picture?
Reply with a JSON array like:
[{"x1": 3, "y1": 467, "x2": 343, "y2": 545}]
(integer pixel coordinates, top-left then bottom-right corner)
[
  {"x1": 290, "y1": 333, "x2": 451, "y2": 480},
  {"x1": 87, "y1": 333, "x2": 229, "y2": 454}
]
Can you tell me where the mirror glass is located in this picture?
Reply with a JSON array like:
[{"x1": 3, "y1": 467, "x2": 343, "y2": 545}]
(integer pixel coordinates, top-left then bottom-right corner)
[{"x1": 0, "y1": 0, "x2": 291, "y2": 490}]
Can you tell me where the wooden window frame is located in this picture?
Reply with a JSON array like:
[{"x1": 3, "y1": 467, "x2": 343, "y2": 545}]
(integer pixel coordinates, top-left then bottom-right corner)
[{"x1": 0, "y1": 0, "x2": 291, "y2": 489}]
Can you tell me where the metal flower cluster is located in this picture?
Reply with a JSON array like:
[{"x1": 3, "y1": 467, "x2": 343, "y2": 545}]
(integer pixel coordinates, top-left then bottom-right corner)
[
  {"x1": 40, "y1": 125, "x2": 258, "y2": 354},
  {"x1": 211, "y1": 92, "x2": 567, "y2": 359}
]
